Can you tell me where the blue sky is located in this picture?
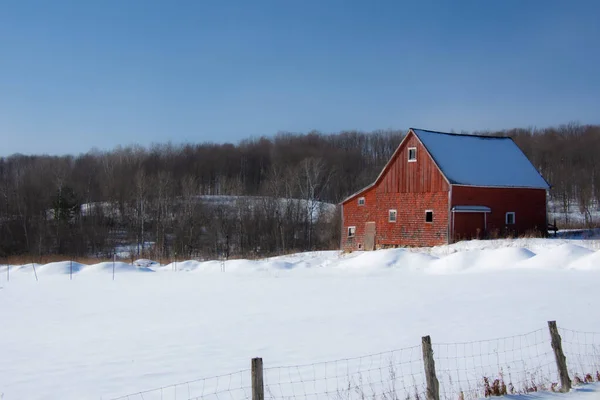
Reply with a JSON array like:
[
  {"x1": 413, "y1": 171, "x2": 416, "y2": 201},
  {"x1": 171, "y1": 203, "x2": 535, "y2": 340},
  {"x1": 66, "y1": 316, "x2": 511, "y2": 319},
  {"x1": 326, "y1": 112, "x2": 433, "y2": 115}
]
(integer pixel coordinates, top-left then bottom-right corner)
[{"x1": 1, "y1": 0, "x2": 599, "y2": 155}]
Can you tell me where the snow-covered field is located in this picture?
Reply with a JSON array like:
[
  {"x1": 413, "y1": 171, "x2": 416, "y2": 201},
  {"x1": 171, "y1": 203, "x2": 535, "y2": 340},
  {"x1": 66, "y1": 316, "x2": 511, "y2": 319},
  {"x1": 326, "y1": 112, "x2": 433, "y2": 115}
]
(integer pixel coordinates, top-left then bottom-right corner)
[{"x1": 2, "y1": 237, "x2": 600, "y2": 400}]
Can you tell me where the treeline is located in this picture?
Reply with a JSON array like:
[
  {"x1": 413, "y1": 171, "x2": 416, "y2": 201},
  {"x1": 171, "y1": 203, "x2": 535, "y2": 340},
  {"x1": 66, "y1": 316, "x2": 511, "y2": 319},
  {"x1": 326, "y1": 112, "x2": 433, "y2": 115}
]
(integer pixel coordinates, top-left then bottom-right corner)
[
  {"x1": 0, "y1": 130, "x2": 401, "y2": 260},
  {"x1": 0, "y1": 123, "x2": 598, "y2": 260}
]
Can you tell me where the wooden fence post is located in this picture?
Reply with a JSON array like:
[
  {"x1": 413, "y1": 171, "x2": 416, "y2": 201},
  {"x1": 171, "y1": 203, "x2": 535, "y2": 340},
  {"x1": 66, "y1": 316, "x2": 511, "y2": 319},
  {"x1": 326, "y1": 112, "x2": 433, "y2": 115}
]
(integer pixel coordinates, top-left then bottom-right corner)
[
  {"x1": 548, "y1": 321, "x2": 571, "y2": 392},
  {"x1": 422, "y1": 335, "x2": 440, "y2": 400},
  {"x1": 252, "y1": 357, "x2": 264, "y2": 400}
]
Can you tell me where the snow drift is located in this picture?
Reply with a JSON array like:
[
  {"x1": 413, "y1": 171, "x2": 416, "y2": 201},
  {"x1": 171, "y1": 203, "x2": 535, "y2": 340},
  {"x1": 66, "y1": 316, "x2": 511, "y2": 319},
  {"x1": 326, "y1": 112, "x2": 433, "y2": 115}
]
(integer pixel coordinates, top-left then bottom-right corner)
[
  {"x1": 5, "y1": 236, "x2": 600, "y2": 277},
  {"x1": 2, "y1": 237, "x2": 600, "y2": 400}
]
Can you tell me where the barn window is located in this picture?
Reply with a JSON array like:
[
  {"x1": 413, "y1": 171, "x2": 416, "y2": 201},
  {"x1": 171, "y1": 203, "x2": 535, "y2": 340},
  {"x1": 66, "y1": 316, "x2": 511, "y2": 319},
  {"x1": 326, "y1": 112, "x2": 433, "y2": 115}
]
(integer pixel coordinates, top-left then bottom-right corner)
[
  {"x1": 505, "y1": 212, "x2": 515, "y2": 225},
  {"x1": 408, "y1": 147, "x2": 417, "y2": 162},
  {"x1": 358, "y1": 197, "x2": 365, "y2": 206},
  {"x1": 425, "y1": 210, "x2": 433, "y2": 223},
  {"x1": 389, "y1": 209, "x2": 397, "y2": 222},
  {"x1": 347, "y1": 226, "x2": 356, "y2": 237}
]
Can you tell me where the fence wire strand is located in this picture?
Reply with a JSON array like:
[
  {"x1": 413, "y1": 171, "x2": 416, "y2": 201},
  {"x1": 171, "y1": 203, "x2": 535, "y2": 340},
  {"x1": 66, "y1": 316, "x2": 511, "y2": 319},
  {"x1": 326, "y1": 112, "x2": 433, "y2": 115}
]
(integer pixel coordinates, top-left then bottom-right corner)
[
  {"x1": 262, "y1": 345, "x2": 426, "y2": 400},
  {"x1": 433, "y1": 328, "x2": 558, "y2": 400},
  {"x1": 559, "y1": 327, "x2": 600, "y2": 383},
  {"x1": 107, "y1": 369, "x2": 252, "y2": 400},
  {"x1": 106, "y1": 325, "x2": 600, "y2": 400}
]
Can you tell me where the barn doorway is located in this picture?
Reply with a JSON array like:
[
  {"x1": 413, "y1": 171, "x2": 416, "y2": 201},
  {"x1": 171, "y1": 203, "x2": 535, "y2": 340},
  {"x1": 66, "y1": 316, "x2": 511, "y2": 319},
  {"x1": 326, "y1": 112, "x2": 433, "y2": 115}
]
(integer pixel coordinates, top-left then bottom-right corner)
[
  {"x1": 364, "y1": 222, "x2": 376, "y2": 251},
  {"x1": 451, "y1": 206, "x2": 491, "y2": 242}
]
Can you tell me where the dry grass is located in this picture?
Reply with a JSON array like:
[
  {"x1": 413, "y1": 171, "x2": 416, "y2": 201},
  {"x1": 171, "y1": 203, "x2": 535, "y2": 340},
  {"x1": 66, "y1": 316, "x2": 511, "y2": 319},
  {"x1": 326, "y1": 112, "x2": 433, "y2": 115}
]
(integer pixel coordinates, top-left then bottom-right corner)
[
  {"x1": 483, "y1": 376, "x2": 508, "y2": 397},
  {"x1": 519, "y1": 228, "x2": 546, "y2": 239},
  {"x1": 3, "y1": 254, "x2": 115, "y2": 266}
]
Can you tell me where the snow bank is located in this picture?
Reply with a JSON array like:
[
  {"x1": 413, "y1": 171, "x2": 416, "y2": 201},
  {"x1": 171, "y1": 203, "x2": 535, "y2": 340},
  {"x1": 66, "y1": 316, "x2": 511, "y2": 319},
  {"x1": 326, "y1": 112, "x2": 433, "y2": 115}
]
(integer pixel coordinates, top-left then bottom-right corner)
[
  {"x1": 9, "y1": 262, "x2": 89, "y2": 277},
  {"x1": 567, "y1": 250, "x2": 600, "y2": 270},
  {"x1": 83, "y1": 261, "x2": 154, "y2": 273},
  {"x1": 268, "y1": 250, "x2": 341, "y2": 268},
  {"x1": 339, "y1": 248, "x2": 437, "y2": 271},
  {"x1": 517, "y1": 244, "x2": 594, "y2": 269},
  {"x1": 37, "y1": 261, "x2": 87, "y2": 275},
  {"x1": 13, "y1": 263, "x2": 43, "y2": 273},
  {"x1": 159, "y1": 260, "x2": 203, "y2": 271},
  {"x1": 156, "y1": 251, "x2": 342, "y2": 273},
  {"x1": 4, "y1": 237, "x2": 600, "y2": 280},
  {"x1": 424, "y1": 235, "x2": 600, "y2": 256},
  {"x1": 429, "y1": 247, "x2": 535, "y2": 274}
]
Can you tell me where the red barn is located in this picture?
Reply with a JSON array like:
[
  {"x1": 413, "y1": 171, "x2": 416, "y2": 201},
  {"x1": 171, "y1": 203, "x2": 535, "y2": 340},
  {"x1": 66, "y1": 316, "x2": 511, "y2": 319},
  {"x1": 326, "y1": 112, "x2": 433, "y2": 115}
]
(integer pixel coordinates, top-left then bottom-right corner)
[{"x1": 340, "y1": 128, "x2": 550, "y2": 250}]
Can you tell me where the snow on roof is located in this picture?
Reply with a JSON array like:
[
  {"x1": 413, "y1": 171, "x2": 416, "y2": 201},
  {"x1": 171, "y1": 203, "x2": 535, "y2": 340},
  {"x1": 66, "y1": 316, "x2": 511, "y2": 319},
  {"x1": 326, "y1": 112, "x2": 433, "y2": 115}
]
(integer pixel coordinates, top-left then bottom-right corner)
[
  {"x1": 412, "y1": 129, "x2": 550, "y2": 189},
  {"x1": 452, "y1": 205, "x2": 492, "y2": 212}
]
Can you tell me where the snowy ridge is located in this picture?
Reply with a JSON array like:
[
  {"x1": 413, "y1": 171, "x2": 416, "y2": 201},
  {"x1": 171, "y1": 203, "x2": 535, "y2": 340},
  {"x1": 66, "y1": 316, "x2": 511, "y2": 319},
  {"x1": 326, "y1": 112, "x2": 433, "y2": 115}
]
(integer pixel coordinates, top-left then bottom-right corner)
[{"x1": 5, "y1": 239, "x2": 600, "y2": 278}]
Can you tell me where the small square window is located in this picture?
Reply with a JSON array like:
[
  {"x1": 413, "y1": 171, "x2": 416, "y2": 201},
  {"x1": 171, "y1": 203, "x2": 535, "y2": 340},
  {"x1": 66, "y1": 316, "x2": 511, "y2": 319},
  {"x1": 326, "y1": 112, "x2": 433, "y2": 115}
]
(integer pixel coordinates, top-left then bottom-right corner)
[
  {"x1": 347, "y1": 226, "x2": 356, "y2": 237},
  {"x1": 358, "y1": 197, "x2": 365, "y2": 206},
  {"x1": 425, "y1": 210, "x2": 433, "y2": 223},
  {"x1": 389, "y1": 209, "x2": 397, "y2": 222},
  {"x1": 506, "y1": 212, "x2": 515, "y2": 225},
  {"x1": 408, "y1": 147, "x2": 417, "y2": 162}
]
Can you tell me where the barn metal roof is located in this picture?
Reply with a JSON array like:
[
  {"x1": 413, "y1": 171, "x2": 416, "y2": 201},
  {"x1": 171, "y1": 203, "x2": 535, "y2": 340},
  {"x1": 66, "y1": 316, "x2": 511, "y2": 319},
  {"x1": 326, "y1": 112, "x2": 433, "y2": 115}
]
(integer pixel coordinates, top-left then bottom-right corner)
[{"x1": 412, "y1": 129, "x2": 550, "y2": 189}]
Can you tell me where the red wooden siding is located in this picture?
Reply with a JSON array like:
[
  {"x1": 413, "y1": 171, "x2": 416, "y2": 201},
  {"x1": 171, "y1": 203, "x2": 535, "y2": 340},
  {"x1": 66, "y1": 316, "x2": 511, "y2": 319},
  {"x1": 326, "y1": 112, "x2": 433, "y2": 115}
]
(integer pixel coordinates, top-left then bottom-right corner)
[
  {"x1": 341, "y1": 187, "x2": 377, "y2": 251},
  {"x1": 451, "y1": 186, "x2": 547, "y2": 239},
  {"x1": 379, "y1": 134, "x2": 449, "y2": 194},
  {"x1": 453, "y1": 213, "x2": 486, "y2": 241},
  {"x1": 341, "y1": 131, "x2": 450, "y2": 250},
  {"x1": 374, "y1": 191, "x2": 448, "y2": 247}
]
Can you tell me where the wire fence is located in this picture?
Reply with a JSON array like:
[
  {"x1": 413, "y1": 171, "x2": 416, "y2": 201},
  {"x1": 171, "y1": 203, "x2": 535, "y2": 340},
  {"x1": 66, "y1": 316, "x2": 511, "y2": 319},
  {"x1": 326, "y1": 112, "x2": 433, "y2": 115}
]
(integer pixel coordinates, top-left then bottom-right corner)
[
  {"x1": 107, "y1": 369, "x2": 251, "y2": 400},
  {"x1": 559, "y1": 327, "x2": 600, "y2": 384},
  {"x1": 433, "y1": 329, "x2": 558, "y2": 400},
  {"x1": 263, "y1": 345, "x2": 425, "y2": 400},
  {"x1": 106, "y1": 323, "x2": 600, "y2": 400}
]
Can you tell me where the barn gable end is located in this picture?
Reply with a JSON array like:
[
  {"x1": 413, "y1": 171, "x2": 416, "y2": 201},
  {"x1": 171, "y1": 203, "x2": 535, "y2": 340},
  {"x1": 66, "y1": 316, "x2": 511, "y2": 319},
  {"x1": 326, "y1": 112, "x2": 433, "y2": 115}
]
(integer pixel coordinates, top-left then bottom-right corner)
[
  {"x1": 341, "y1": 131, "x2": 450, "y2": 250},
  {"x1": 377, "y1": 131, "x2": 450, "y2": 194}
]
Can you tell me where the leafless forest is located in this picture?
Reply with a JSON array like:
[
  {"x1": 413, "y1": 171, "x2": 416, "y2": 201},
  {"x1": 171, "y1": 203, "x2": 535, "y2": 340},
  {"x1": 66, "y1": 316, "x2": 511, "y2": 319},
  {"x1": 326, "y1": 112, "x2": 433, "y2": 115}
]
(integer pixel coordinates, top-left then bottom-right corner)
[{"x1": 0, "y1": 123, "x2": 598, "y2": 260}]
